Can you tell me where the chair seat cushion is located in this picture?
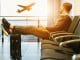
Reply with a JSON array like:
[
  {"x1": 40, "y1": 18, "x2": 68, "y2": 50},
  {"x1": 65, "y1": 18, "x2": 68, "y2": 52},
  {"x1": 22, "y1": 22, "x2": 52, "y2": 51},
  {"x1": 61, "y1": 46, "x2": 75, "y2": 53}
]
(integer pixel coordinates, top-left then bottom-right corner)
[{"x1": 41, "y1": 39, "x2": 73, "y2": 60}]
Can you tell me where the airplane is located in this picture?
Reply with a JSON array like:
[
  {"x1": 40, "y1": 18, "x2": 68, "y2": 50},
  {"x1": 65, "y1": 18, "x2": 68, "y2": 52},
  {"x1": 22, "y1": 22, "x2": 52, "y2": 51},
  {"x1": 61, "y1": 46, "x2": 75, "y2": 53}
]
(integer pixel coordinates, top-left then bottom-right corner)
[{"x1": 17, "y1": 3, "x2": 35, "y2": 13}]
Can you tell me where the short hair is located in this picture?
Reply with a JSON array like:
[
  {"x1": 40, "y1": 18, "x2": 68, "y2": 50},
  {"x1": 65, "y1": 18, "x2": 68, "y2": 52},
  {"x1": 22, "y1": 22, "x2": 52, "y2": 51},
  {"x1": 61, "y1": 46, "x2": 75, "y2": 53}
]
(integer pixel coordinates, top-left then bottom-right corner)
[{"x1": 63, "y1": 2, "x2": 72, "y2": 12}]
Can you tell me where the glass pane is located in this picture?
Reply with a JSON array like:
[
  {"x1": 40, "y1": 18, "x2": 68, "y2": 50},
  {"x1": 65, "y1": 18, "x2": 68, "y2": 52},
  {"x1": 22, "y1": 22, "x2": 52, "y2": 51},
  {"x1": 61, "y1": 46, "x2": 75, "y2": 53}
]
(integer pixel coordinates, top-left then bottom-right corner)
[{"x1": 0, "y1": 0, "x2": 48, "y2": 16}]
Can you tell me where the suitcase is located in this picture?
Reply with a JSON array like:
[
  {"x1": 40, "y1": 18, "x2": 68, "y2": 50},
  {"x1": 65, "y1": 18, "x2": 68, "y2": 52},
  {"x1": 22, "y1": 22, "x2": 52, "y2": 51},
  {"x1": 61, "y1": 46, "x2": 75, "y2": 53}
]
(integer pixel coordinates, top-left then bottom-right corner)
[{"x1": 10, "y1": 34, "x2": 21, "y2": 60}]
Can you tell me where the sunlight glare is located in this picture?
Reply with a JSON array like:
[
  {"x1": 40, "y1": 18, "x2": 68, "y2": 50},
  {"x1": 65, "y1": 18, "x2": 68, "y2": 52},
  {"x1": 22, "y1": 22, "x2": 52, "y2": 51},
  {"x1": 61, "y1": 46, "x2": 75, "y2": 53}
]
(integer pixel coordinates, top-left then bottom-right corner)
[{"x1": 30, "y1": 0, "x2": 48, "y2": 16}]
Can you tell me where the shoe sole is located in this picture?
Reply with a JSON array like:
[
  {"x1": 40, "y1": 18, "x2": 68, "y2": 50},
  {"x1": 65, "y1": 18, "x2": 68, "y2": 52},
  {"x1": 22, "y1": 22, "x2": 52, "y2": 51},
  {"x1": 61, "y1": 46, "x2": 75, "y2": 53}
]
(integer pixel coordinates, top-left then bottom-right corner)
[{"x1": 2, "y1": 25, "x2": 9, "y2": 36}]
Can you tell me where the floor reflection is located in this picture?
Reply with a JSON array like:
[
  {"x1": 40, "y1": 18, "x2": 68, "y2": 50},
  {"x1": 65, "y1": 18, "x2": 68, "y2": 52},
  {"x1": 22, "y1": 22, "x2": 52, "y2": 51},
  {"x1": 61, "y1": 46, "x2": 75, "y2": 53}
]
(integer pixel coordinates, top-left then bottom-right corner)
[
  {"x1": 0, "y1": 41, "x2": 41, "y2": 60},
  {"x1": 11, "y1": 57, "x2": 22, "y2": 60}
]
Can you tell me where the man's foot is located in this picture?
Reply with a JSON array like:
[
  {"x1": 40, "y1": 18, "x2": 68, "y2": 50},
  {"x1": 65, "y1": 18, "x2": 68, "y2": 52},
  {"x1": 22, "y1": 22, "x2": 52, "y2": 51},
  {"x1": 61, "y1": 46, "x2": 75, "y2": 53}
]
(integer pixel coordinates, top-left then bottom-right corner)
[{"x1": 2, "y1": 18, "x2": 11, "y2": 35}]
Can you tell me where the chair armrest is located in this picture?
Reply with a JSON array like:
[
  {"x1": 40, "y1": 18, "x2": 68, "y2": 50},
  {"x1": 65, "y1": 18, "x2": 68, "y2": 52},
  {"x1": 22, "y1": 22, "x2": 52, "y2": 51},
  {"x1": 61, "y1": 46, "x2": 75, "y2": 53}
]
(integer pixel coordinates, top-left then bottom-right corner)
[
  {"x1": 50, "y1": 31, "x2": 71, "y2": 36},
  {"x1": 50, "y1": 31, "x2": 67, "y2": 35},
  {"x1": 50, "y1": 32, "x2": 73, "y2": 41},
  {"x1": 59, "y1": 39, "x2": 80, "y2": 53},
  {"x1": 50, "y1": 32, "x2": 73, "y2": 38},
  {"x1": 54, "y1": 35, "x2": 80, "y2": 43},
  {"x1": 59, "y1": 39, "x2": 80, "y2": 47}
]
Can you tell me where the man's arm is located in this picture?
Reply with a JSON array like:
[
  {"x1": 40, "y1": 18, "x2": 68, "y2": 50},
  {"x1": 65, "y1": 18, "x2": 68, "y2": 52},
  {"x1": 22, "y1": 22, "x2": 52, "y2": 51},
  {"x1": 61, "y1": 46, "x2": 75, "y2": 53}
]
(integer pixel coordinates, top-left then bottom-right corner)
[{"x1": 46, "y1": 15, "x2": 72, "y2": 32}]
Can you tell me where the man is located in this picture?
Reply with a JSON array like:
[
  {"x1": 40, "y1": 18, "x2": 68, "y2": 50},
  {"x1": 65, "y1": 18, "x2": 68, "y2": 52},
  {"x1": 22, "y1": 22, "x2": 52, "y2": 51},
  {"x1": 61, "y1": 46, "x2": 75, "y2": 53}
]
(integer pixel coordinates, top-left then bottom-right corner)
[{"x1": 2, "y1": 2, "x2": 72, "y2": 40}]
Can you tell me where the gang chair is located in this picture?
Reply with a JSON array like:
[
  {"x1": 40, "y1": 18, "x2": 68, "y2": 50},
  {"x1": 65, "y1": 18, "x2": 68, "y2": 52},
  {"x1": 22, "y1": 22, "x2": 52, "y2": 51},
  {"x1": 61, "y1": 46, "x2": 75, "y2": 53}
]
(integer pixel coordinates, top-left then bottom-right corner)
[
  {"x1": 41, "y1": 16, "x2": 80, "y2": 60},
  {"x1": 56, "y1": 19, "x2": 80, "y2": 60},
  {"x1": 53, "y1": 16, "x2": 80, "y2": 60}
]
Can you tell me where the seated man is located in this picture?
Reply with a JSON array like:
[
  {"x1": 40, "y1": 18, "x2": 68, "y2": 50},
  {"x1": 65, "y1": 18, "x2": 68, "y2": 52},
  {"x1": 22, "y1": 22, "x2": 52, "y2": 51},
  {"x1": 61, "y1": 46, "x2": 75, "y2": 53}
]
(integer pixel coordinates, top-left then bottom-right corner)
[{"x1": 2, "y1": 2, "x2": 72, "y2": 40}]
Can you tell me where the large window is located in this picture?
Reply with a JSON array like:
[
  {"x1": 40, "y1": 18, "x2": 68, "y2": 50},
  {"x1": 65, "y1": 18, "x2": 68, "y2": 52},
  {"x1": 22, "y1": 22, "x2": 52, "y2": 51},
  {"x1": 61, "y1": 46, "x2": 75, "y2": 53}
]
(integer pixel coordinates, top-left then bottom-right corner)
[
  {"x1": 0, "y1": 0, "x2": 48, "y2": 42},
  {"x1": 0, "y1": 0, "x2": 48, "y2": 16}
]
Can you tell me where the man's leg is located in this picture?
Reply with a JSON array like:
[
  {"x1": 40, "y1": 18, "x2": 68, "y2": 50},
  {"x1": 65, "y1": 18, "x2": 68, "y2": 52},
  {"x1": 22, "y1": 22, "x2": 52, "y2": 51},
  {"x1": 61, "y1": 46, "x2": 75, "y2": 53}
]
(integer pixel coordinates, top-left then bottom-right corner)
[
  {"x1": 2, "y1": 18, "x2": 50, "y2": 39},
  {"x1": 13, "y1": 26, "x2": 50, "y2": 39}
]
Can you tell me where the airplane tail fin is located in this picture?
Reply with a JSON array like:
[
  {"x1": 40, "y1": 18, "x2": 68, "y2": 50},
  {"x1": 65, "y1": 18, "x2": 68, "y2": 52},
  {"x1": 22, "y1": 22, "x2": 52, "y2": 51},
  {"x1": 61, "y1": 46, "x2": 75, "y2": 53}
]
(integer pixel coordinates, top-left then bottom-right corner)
[{"x1": 29, "y1": 3, "x2": 36, "y2": 6}]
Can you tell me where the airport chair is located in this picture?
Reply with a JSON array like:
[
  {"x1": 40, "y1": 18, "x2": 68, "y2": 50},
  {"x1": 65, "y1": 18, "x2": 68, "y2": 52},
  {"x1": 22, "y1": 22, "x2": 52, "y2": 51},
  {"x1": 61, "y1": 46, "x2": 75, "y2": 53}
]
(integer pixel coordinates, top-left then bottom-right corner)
[
  {"x1": 51, "y1": 16, "x2": 80, "y2": 60},
  {"x1": 41, "y1": 16, "x2": 80, "y2": 60}
]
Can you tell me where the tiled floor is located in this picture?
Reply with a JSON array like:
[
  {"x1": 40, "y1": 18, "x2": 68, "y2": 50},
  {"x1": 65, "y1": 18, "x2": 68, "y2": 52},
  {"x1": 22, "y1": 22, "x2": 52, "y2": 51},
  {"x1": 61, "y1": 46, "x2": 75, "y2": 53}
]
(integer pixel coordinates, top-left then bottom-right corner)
[{"x1": 0, "y1": 40, "x2": 41, "y2": 60}]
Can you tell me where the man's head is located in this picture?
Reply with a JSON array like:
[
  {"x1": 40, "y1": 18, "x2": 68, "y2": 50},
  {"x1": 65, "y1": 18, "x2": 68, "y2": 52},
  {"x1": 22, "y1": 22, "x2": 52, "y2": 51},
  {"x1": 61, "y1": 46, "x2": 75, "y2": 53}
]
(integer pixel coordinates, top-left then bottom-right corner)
[
  {"x1": 60, "y1": 2, "x2": 72, "y2": 14},
  {"x1": 63, "y1": 2, "x2": 72, "y2": 13}
]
